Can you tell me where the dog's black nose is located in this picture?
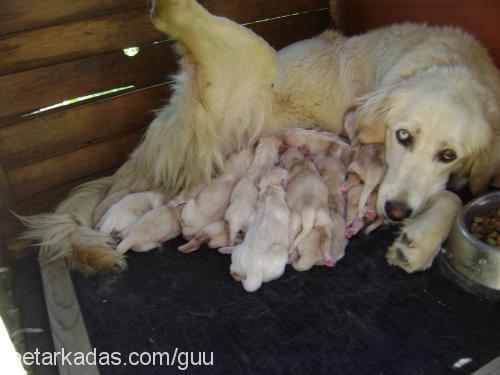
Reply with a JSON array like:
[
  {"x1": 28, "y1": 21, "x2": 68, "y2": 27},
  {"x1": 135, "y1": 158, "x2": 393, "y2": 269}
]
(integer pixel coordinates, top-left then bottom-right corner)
[{"x1": 385, "y1": 200, "x2": 412, "y2": 221}]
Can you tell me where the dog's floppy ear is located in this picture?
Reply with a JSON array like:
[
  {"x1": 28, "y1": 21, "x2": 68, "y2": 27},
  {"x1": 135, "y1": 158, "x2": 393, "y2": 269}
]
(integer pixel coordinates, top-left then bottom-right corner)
[
  {"x1": 468, "y1": 138, "x2": 500, "y2": 195},
  {"x1": 347, "y1": 89, "x2": 390, "y2": 144}
]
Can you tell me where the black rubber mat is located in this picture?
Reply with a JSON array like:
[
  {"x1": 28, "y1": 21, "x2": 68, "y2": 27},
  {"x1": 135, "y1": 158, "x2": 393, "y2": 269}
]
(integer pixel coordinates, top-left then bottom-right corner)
[{"x1": 72, "y1": 227, "x2": 500, "y2": 375}]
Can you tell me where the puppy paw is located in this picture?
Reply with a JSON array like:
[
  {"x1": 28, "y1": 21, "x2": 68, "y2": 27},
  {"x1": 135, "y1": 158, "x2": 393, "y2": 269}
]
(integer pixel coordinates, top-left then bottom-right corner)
[{"x1": 386, "y1": 229, "x2": 439, "y2": 273}]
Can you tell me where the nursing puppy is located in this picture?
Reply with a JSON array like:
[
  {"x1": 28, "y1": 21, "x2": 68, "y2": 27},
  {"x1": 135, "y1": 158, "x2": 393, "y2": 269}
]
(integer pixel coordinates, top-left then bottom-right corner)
[
  {"x1": 223, "y1": 167, "x2": 289, "y2": 292},
  {"x1": 97, "y1": 191, "x2": 166, "y2": 234},
  {"x1": 286, "y1": 157, "x2": 335, "y2": 266},
  {"x1": 117, "y1": 205, "x2": 181, "y2": 253},
  {"x1": 224, "y1": 136, "x2": 282, "y2": 245},
  {"x1": 178, "y1": 220, "x2": 229, "y2": 253},
  {"x1": 22, "y1": 0, "x2": 500, "y2": 274},
  {"x1": 180, "y1": 148, "x2": 253, "y2": 238}
]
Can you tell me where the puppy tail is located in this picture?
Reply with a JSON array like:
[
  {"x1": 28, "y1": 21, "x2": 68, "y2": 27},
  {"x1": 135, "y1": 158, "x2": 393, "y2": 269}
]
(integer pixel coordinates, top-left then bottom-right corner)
[
  {"x1": 242, "y1": 272, "x2": 263, "y2": 292},
  {"x1": 16, "y1": 175, "x2": 127, "y2": 275},
  {"x1": 290, "y1": 207, "x2": 315, "y2": 253},
  {"x1": 357, "y1": 168, "x2": 383, "y2": 215}
]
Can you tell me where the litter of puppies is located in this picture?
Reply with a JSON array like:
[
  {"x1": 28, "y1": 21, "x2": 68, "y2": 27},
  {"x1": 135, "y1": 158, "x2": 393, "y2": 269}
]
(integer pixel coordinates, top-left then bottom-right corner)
[{"x1": 95, "y1": 128, "x2": 386, "y2": 291}]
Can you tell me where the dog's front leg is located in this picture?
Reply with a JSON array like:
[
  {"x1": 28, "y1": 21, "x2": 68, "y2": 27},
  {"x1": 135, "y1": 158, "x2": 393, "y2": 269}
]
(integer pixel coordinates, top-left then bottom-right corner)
[{"x1": 386, "y1": 190, "x2": 462, "y2": 273}]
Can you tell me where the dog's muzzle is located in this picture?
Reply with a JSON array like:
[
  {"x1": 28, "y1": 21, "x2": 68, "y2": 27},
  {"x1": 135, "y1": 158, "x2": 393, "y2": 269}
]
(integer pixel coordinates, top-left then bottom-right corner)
[{"x1": 384, "y1": 200, "x2": 413, "y2": 221}]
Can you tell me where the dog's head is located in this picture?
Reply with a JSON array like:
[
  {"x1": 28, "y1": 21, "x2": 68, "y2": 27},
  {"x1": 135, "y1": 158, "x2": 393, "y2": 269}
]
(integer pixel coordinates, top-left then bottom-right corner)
[{"x1": 350, "y1": 68, "x2": 500, "y2": 221}]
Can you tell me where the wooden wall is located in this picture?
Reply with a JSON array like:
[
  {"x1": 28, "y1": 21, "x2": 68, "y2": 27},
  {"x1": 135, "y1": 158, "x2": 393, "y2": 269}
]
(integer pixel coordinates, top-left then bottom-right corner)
[
  {"x1": 0, "y1": 0, "x2": 333, "y2": 240},
  {"x1": 344, "y1": 0, "x2": 500, "y2": 65}
]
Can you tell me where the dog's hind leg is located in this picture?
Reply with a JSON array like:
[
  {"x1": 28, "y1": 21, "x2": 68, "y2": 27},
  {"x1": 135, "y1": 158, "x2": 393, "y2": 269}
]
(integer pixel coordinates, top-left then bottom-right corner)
[{"x1": 134, "y1": 0, "x2": 278, "y2": 193}]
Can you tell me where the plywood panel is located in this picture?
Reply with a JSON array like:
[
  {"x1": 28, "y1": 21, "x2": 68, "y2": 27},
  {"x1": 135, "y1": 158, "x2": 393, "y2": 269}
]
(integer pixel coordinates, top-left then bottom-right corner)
[
  {"x1": 0, "y1": 0, "x2": 146, "y2": 36},
  {"x1": 0, "y1": 9, "x2": 164, "y2": 76},
  {"x1": 0, "y1": 42, "x2": 175, "y2": 125},
  {"x1": 0, "y1": 84, "x2": 169, "y2": 170},
  {"x1": 0, "y1": 9, "x2": 331, "y2": 124},
  {"x1": 8, "y1": 130, "x2": 144, "y2": 201}
]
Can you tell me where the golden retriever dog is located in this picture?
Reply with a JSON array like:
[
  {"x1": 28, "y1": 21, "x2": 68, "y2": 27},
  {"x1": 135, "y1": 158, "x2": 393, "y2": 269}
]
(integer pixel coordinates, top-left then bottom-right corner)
[{"x1": 21, "y1": 0, "x2": 500, "y2": 275}]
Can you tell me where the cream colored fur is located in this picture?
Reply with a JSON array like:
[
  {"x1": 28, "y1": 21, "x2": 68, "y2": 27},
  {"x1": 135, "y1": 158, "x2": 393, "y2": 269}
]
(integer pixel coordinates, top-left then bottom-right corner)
[{"x1": 20, "y1": 0, "x2": 500, "y2": 274}]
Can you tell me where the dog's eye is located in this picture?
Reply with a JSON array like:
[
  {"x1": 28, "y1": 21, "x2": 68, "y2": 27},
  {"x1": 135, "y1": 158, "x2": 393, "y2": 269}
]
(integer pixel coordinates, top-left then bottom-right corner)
[
  {"x1": 396, "y1": 129, "x2": 412, "y2": 146},
  {"x1": 437, "y1": 149, "x2": 457, "y2": 163}
]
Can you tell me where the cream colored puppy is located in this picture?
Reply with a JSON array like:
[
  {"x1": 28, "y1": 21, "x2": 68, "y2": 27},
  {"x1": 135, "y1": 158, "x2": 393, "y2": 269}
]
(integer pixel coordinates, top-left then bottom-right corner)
[
  {"x1": 223, "y1": 167, "x2": 289, "y2": 292},
  {"x1": 97, "y1": 191, "x2": 166, "y2": 234},
  {"x1": 117, "y1": 205, "x2": 181, "y2": 254},
  {"x1": 178, "y1": 220, "x2": 229, "y2": 253},
  {"x1": 285, "y1": 128, "x2": 334, "y2": 156},
  {"x1": 286, "y1": 157, "x2": 335, "y2": 266},
  {"x1": 181, "y1": 148, "x2": 253, "y2": 238},
  {"x1": 224, "y1": 176, "x2": 259, "y2": 246},
  {"x1": 224, "y1": 137, "x2": 281, "y2": 245}
]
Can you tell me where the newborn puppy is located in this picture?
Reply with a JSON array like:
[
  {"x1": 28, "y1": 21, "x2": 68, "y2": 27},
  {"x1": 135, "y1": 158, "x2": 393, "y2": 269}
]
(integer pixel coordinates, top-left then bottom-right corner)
[
  {"x1": 97, "y1": 191, "x2": 165, "y2": 234},
  {"x1": 224, "y1": 175, "x2": 259, "y2": 246},
  {"x1": 222, "y1": 167, "x2": 289, "y2": 292},
  {"x1": 291, "y1": 229, "x2": 321, "y2": 271},
  {"x1": 181, "y1": 148, "x2": 253, "y2": 238},
  {"x1": 93, "y1": 190, "x2": 130, "y2": 225},
  {"x1": 343, "y1": 110, "x2": 386, "y2": 216},
  {"x1": 178, "y1": 220, "x2": 229, "y2": 253},
  {"x1": 348, "y1": 144, "x2": 386, "y2": 216},
  {"x1": 345, "y1": 184, "x2": 365, "y2": 238},
  {"x1": 117, "y1": 205, "x2": 181, "y2": 253},
  {"x1": 278, "y1": 147, "x2": 304, "y2": 170},
  {"x1": 245, "y1": 136, "x2": 283, "y2": 181},
  {"x1": 315, "y1": 154, "x2": 346, "y2": 216},
  {"x1": 286, "y1": 157, "x2": 335, "y2": 266},
  {"x1": 93, "y1": 178, "x2": 152, "y2": 225},
  {"x1": 284, "y1": 128, "x2": 333, "y2": 156}
]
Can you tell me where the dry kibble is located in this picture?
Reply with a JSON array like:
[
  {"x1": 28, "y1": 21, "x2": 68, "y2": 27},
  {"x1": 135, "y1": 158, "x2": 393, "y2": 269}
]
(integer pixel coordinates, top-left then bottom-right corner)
[{"x1": 469, "y1": 208, "x2": 500, "y2": 247}]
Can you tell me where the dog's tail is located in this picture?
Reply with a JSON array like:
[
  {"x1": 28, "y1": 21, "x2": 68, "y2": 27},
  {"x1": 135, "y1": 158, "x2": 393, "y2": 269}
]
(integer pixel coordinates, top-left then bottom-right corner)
[
  {"x1": 17, "y1": 175, "x2": 127, "y2": 275},
  {"x1": 290, "y1": 207, "x2": 315, "y2": 253},
  {"x1": 357, "y1": 167, "x2": 384, "y2": 215}
]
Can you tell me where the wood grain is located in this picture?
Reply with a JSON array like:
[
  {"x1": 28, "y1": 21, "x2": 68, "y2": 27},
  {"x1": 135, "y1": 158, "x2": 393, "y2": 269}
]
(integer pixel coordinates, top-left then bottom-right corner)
[
  {"x1": 0, "y1": 84, "x2": 169, "y2": 170},
  {"x1": 0, "y1": 9, "x2": 330, "y2": 125},
  {"x1": 344, "y1": 0, "x2": 500, "y2": 65},
  {"x1": 0, "y1": 8, "x2": 164, "y2": 76},
  {"x1": 0, "y1": 163, "x2": 14, "y2": 240},
  {"x1": 0, "y1": 41, "x2": 175, "y2": 127},
  {"x1": 40, "y1": 257, "x2": 99, "y2": 375},
  {"x1": 203, "y1": 0, "x2": 327, "y2": 23},
  {"x1": 0, "y1": 0, "x2": 331, "y2": 76},
  {"x1": 7, "y1": 129, "x2": 144, "y2": 201},
  {"x1": 0, "y1": 0, "x2": 146, "y2": 36}
]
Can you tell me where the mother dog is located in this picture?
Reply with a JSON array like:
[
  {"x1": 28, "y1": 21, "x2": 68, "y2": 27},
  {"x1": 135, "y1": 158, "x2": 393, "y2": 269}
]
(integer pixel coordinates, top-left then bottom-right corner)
[{"x1": 23, "y1": 0, "x2": 500, "y2": 274}]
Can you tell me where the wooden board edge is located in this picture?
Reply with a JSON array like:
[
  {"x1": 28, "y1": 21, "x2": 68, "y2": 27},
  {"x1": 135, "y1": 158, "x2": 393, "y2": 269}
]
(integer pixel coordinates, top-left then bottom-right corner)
[
  {"x1": 40, "y1": 256, "x2": 100, "y2": 375},
  {"x1": 472, "y1": 356, "x2": 500, "y2": 375}
]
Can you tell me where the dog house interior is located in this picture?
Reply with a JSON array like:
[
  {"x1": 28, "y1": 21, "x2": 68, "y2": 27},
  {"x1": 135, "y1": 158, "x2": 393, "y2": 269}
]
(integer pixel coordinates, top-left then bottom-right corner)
[{"x1": 1, "y1": 0, "x2": 499, "y2": 374}]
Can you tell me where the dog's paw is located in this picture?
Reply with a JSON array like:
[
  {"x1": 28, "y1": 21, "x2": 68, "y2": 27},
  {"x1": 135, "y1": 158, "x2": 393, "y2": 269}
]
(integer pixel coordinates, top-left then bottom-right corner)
[{"x1": 386, "y1": 226, "x2": 440, "y2": 273}]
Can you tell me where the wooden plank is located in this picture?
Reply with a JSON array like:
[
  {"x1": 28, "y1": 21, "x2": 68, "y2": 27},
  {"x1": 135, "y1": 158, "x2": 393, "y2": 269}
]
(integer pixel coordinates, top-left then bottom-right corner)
[
  {"x1": 7, "y1": 129, "x2": 144, "y2": 201},
  {"x1": 203, "y1": 0, "x2": 327, "y2": 23},
  {"x1": 344, "y1": 0, "x2": 500, "y2": 65},
  {"x1": 250, "y1": 8, "x2": 332, "y2": 50},
  {"x1": 0, "y1": 8, "x2": 164, "y2": 76},
  {"x1": 0, "y1": 42, "x2": 176, "y2": 125},
  {"x1": 4, "y1": 169, "x2": 114, "y2": 242},
  {"x1": 0, "y1": 1, "x2": 331, "y2": 76},
  {"x1": 0, "y1": 9, "x2": 330, "y2": 125},
  {"x1": 473, "y1": 356, "x2": 500, "y2": 375},
  {"x1": 0, "y1": 162, "x2": 15, "y2": 240},
  {"x1": 0, "y1": 84, "x2": 169, "y2": 170},
  {"x1": 0, "y1": 0, "x2": 145, "y2": 36},
  {"x1": 40, "y1": 257, "x2": 99, "y2": 375},
  {"x1": 15, "y1": 169, "x2": 116, "y2": 216}
]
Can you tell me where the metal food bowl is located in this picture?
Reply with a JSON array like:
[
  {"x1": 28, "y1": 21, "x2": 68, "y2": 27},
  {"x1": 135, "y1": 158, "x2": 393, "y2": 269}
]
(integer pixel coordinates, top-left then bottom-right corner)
[{"x1": 445, "y1": 191, "x2": 500, "y2": 290}]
